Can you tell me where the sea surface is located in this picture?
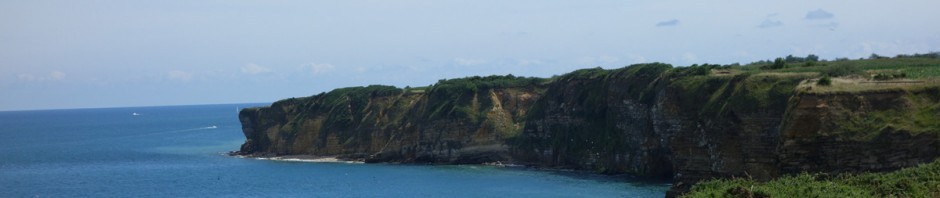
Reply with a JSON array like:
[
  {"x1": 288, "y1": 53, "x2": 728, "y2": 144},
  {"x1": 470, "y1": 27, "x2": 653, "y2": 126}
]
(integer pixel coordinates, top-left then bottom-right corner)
[{"x1": 0, "y1": 104, "x2": 669, "y2": 197}]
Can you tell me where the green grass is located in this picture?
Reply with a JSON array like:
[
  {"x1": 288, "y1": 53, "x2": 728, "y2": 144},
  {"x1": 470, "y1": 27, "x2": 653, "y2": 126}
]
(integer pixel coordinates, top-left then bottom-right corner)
[
  {"x1": 830, "y1": 88, "x2": 940, "y2": 140},
  {"x1": 683, "y1": 159, "x2": 940, "y2": 198},
  {"x1": 424, "y1": 74, "x2": 545, "y2": 121},
  {"x1": 774, "y1": 58, "x2": 940, "y2": 79}
]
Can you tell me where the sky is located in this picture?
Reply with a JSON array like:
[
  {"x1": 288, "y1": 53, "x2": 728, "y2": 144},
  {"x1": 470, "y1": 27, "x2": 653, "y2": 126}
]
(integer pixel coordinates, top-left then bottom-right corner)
[{"x1": 2, "y1": 0, "x2": 939, "y2": 111}]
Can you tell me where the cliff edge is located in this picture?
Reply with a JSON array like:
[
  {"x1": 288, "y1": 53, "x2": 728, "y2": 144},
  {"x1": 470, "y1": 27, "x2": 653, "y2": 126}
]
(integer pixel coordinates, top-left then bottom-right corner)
[{"x1": 236, "y1": 58, "x2": 940, "y2": 197}]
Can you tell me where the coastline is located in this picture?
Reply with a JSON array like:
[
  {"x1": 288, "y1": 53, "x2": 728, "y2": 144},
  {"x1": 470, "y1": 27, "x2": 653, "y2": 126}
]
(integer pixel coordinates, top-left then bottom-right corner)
[
  {"x1": 227, "y1": 151, "x2": 671, "y2": 185},
  {"x1": 229, "y1": 152, "x2": 365, "y2": 164}
]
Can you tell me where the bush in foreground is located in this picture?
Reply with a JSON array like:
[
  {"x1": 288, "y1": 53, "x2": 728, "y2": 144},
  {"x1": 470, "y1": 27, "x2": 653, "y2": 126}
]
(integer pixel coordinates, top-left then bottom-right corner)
[
  {"x1": 683, "y1": 159, "x2": 940, "y2": 197},
  {"x1": 817, "y1": 76, "x2": 832, "y2": 86}
]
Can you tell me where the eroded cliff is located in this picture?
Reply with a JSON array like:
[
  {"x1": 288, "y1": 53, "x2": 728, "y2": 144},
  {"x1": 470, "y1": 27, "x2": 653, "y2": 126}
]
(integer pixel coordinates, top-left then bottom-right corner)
[
  {"x1": 236, "y1": 62, "x2": 939, "y2": 197},
  {"x1": 237, "y1": 76, "x2": 545, "y2": 164}
]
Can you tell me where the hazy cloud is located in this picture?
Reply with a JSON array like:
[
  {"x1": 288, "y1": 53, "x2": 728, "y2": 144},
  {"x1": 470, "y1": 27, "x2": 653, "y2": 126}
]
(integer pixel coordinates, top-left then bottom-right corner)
[
  {"x1": 17, "y1": 74, "x2": 36, "y2": 81},
  {"x1": 818, "y1": 22, "x2": 840, "y2": 29},
  {"x1": 16, "y1": 71, "x2": 66, "y2": 82},
  {"x1": 806, "y1": 9, "x2": 834, "y2": 20},
  {"x1": 167, "y1": 70, "x2": 193, "y2": 82},
  {"x1": 854, "y1": 40, "x2": 932, "y2": 59},
  {"x1": 579, "y1": 55, "x2": 620, "y2": 66},
  {"x1": 50, "y1": 71, "x2": 66, "y2": 80},
  {"x1": 308, "y1": 63, "x2": 336, "y2": 75},
  {"x1": 241, "y1": 63, "x2": 272, "y2": 74},
  {"x1": 681, "y1": 53, "x2": 698, "y2": 63},
  {"x1": 625, "y1": 54, "x2": 647, "y2": 64},
  {"x1": 516, "y1": 59, "x2": 543, "y2": 66},
  {"x1": 655, "y1": 19, "x2": 679, "y2": 27},
  {"x1": 758, "y1": 19, "x2": 784, "y2": 28},
  {"x1": 454, "y1": 58, "x2": 487, "y2": 66}
]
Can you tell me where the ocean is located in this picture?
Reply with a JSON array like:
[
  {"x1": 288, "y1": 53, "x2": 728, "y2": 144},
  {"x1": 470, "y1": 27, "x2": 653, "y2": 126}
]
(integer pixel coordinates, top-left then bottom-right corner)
[{"x1": 0, "y1": 104, "x2": 668, "y2": 197}]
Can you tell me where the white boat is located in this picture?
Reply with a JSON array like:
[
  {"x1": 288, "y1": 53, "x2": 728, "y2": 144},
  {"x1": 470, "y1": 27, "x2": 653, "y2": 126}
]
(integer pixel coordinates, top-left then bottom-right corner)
[
  {"x1": 132, "y1": 113, "x2": 140, "y2": 116},
  {"x1": 207, "y1": 125, "x2": 218, "y2": 129}
]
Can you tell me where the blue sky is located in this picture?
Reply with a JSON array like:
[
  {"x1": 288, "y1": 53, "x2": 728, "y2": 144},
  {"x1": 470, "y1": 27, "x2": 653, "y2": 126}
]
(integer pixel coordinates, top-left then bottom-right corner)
[{"x1": 2, "y1": 0, "x2": 939, "y2": 111}]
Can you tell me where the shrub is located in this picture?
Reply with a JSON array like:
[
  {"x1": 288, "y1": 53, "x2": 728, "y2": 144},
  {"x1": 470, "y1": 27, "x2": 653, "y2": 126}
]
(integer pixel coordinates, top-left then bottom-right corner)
[
  {"x1": 818, "y1": 76, "x2": 832, "y2": 86},
  {"x1": 684, "y1": 159, "x2": 940, "y2": 198},
  {"x1": 803, "y1": 61, "x2": 817, "y2": 67},
  {"x1": 771, "y1": 58, "x2": 786, "y2": 69},
  {"x1": 821, "y1": 64, "x2": 864, "y2": 77},
  {"x1": 872, "y1": 72, "x2": 907, "y2": 81},
  {"x1": 669, "y1": 64, "x2": 719, "y2": 77}
]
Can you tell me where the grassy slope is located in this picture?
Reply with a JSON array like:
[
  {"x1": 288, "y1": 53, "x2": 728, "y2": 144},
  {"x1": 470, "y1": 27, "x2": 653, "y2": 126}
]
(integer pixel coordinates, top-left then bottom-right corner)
[
  {"x1": 774, "y1": 58, "x2": 940, "y2": 79},
  {"x1": 682, "y1": 56, "x2": 940, "y2": 197},
  {"x1": 683, "y1": 159, "x2": 940, "y2": 198}
]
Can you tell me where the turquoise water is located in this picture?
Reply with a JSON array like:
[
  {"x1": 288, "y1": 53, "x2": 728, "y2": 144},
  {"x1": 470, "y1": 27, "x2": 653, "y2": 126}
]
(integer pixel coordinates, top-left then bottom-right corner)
[{"x1": 0, "y1": 104, "x2": 668, "y2": 197}]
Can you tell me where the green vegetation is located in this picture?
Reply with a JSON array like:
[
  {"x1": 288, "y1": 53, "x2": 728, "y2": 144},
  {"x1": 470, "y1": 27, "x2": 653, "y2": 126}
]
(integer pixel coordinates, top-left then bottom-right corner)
[
  {"x1": 741, "y1": 53, "x2": 940, "y2": 80},
  {"x1": 832, "y1": 87, "x2": 940, "y2": 140},
  {"x1": 818, "y1": 64, "x2": 865, "y2": 77},
  {"x1": 511, "y1": 54, "x2": 939, "y2": 176},
  {"x1": 271, "y1": 53, "x2": 939, "y2": 136},
  {"x1": 780, "y1": 57, "x2": 940, "y2": 79},
  {"x1": 872, "y1": 70, "x2": 907, "y2": 81},
  {"x1": 613, "y1": 63, "x2": 673, "y2": 103},
  {"x1": 424, "y1": 75, "x2": 545, "y2": 121},
  {"x1": 668, "y1": 70, "x2": 809, "y2": 118},
  {"x1": 771, "y1": 58, "x2": 786, "y2": 69},
  {"x1": 683, "y1": 159, "x2": 940, "y2": 198},
  {"x1": 817, "y1": 76, "x2": 831, "y2": 86},
  {"x1": 511, "y1": 63, "x2": 676, "y2": 175},
  {"x1": 251, "y1": 52, "x2": 940, "y2": 189}
]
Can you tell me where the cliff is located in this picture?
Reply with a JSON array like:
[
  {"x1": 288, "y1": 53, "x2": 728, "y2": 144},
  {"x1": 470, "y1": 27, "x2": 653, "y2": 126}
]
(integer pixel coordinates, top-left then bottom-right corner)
[
  {"x1": 237, "y1": 76, "x2": 545, "y2": 164},
  {"x1": 236, "y1": 59, "x2": 940, "y2": 197}
]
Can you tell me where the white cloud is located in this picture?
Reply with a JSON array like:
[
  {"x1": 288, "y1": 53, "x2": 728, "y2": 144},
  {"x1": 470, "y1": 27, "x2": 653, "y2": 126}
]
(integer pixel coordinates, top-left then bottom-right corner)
[
  {"x1": 167, "y1": 70, "x2": 193, "y2": 82},
  {"x1": 17, "y1": 74, "x2": 36, "y2": 81},
  {"x1": 758, "y1": 19, "x2": 783, "y2": 28},
  {"x1": 308, "y1": 63, "x2": 336, "y2": 74},
  {"x1": 50, "y1": 71, "x2": 65, "y2": 80},
  {"x1": 15, "y1": 71, "x2": 66, "y2": 82},
  {"x1": 241, "y1": 63, "x2": 272, "y2": 74},
  {"x1": 454, "y1": 58, "x2": 487, "y2": 66},
  {"x1": 355, "y1": 66, "x2": 367, "y2": 72},
  {"x1": 682, "y1": 53, "x2": 698, "y2": 63},
  {"x1": 805, "y1": 9, "x2": 834, "y2": 20},
  {"x1": 758, "y1": 13, "x2": 783, "y2": 28}
]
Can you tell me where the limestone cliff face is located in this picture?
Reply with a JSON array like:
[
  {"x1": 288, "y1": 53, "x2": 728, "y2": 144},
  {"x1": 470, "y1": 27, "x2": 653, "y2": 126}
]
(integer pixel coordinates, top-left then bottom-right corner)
[
  {"x1": 512, "y1": 64, "x2": 672, "y2": 177},
  {"x1": 237, "y1": 79, "x2": 544, "y2": 164},
  {"x1": 777, "y1": 90, "x2": 940, "y2": 174},
  {"x1": 237, "y1": 65, "x2": 939, "y2": 197},
  {"x1": 652, "y1": 74, "x2": 805, "y2": 196}
]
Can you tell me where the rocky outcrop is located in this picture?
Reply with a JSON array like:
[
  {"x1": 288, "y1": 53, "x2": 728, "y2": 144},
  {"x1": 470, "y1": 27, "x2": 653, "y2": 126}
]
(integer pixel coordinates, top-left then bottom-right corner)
[
  {"x1": 236, "y1": 78, "x2": 545, "y2": 164},
  {"x1": 777, "y1": 90, "x2": 940, "y2": 174},
  {"x1": 236, "y1": 64, "x2": 940, "y2": 197},
  {"x1": 512, "y1": 65, "x2": 673, "y2": 177}
]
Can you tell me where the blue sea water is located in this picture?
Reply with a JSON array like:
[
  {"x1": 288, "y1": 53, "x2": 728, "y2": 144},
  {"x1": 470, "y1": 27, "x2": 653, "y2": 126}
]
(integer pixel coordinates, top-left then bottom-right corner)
[{"x1": 0, "y1": 104, "x2": 669, "y2": 197}]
